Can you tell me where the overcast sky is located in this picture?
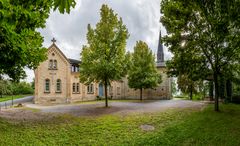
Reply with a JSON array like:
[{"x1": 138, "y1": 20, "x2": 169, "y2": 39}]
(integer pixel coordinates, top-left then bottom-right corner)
[{"x1": 24, "y1": 0, "x2": 172, "y2": 82}]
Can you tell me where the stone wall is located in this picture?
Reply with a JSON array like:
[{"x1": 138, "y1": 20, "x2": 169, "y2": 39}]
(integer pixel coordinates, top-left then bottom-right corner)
[
  {"x1": 35, "y1": 44, "x2": 172, "y2": 105},
  {"x1": 34, "y1": 45, "x2": 70, "y2": 104}
]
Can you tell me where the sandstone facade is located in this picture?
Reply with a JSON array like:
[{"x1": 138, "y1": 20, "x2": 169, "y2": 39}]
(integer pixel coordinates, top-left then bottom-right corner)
[{"x1": 34, "y1": 43, "x2": 172, "y2": 104}]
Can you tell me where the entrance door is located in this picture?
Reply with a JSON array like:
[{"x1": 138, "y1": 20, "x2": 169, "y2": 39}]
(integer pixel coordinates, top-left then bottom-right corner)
[{"x1": 99, "y1": 83, "x2": 103, "y2": 97}]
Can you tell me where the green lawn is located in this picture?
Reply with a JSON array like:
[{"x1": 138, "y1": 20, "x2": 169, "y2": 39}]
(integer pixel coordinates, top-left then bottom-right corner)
[
  {"x1": 0, "y1": 95, "x2": 31, "y2": 102},
  {"x1": 174, "y1": 94, "x2": 204, "y2": 101},
  {"x1": 0, "y1": 104, "x2": 240, "y2": 145}
]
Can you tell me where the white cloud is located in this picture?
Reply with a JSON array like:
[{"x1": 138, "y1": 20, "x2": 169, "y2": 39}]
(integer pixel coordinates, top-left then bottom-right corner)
[{"x1": 25, "y1": 0, "x2": 172, "y2": 82}]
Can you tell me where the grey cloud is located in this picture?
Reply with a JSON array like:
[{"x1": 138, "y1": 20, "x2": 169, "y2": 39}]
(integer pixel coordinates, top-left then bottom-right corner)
[{"x1": 25, "y1": 0, "x2": 172, "y2": 82}]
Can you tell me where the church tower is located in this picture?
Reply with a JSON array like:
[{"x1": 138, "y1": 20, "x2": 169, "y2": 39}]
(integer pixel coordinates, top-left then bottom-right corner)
[{"x1": 157, "y1": 30, "x2": 164, "y2": 63}]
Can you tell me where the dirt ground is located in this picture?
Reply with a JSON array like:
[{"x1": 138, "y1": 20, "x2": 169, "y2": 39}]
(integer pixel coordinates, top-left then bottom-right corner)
[{"x1": 0, "y1": 99, "x2": 206, "y2": 122}]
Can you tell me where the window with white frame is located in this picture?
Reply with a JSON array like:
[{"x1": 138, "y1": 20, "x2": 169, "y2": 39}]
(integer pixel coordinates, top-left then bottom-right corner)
[
  {"x1": 109, "y1": 86, "x2": 113, "y2": 95},
  {"x1": 76, "y1": 83, "x2": 80, "y2": 93},
  {"x1": 72, "y1": 83, "x2": 76, "y2": 93},
  {"x1": 117, "y1": 87, "x2": 120, "y2": 95},
  {"x1": 49, "y1": 59, "x2": 57, "y2": 69},
  {"x1": 49, "y1": 60, "x2": 53, "y2": 69},
  {"x1": 87, "y1": 84, "x2": 94, "y2": 94},
  {"x1": 56, "y1": 79, "x2": 61, "y2": 92},
  {"x1": 53, "y1": 60, "x2": 57, "y2": 69},
  {"x1": 45, "y1": 79, "x2": 50, "y2": 92}
]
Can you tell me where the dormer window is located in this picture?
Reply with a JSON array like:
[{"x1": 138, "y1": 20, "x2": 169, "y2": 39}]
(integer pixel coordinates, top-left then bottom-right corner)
[{"x1": 71, "y1": 65, "x2": 79, "y2": 72}]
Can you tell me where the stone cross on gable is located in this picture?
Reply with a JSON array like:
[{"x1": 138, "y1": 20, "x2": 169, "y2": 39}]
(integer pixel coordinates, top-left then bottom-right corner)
[{"x1": 51, "y1": 37, "x2": 56, "y2": 44}]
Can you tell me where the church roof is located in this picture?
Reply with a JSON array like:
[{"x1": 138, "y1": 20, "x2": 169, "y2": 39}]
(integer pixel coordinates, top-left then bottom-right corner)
[{"x1": 68, "y1": 58, "x2": 81, "y2": 65}]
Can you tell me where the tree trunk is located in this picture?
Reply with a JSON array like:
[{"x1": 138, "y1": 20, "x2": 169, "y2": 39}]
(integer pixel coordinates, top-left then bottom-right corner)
[
  {"x1": 219, "y1": 75, "x2": 225, "y2": 100},
  {"x1": 140, "y1": 88, "x2": 143, "y2": 101},
  {"x1": 226, "y1": 79, "x2": 232, "y2": 102},
  {"x1": 214, "y1": 72, "x2": 219, "y2": 111},
  {"x1": 209, "y1": 81, "x2": 214, "y2": 101},
  {"x1": 189, "y1": 84, "x2": 193, "y2": 100},
  {"x1": 104, "y1": 81, "x2": 108, "y2": 107}
]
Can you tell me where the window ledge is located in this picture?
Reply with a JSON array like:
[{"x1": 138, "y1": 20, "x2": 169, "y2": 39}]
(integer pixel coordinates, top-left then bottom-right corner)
[
  {"x1": 55, "y1": 91, "x2": 62, "y2": 93},
  {"x1": 44, "y1": 91, "x2": 50, "y2": 93},
  {"x1": 72, "y1": 92, "x2": 80, "y2": 94},
  {"x1": 48, "y1": 68, "x2": 58, "y2": 70},
  {"x1": 87, "y1": 92, "x2": 94, "y2": 94}
]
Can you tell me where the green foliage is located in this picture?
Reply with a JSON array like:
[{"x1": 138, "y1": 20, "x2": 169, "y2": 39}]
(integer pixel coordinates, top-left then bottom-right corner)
[
  {"x1": 0, "y1": 104, "x2": 240, "y2": 145},
  {"x1": 0, "y1": 0, "x2": 76, "y2": 81},
  {"x1": 171, "y1": 79, "x2": 177, "y2": 96},
  {"x1": 161, "y1": 0, "x2": 240, "y2": 111},
  {"x1": 177, "y1": 75, "x2": 197, "y2": 95},
  {"x1": 128, "y1": 41, "x2": 162, "y2": 100},
  {"x1": 53, "y1": 0, "x2": 76, "y2": 14},
  {"x1": 0, "y1": 79, "x2": 33, "y2": 97},
  {"x1": 79, "y1": 4, "x2": 129, "y2": 107},
  {"x1": 0, "y1": 80, "x2": 10, "y2": 97},
  {"x1": 11, "y1": 82, "x2": 34, "y2": 95}
]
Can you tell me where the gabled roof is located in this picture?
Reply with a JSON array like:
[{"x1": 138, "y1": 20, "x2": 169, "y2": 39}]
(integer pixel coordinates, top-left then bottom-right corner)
[{"x1": 48, "y1": 43, "x2": 70, "y2": 64}]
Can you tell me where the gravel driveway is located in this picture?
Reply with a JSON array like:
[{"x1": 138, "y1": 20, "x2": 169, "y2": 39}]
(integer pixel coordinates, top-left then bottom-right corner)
[{"x1": 25, "y1": 99, "x2": 206, "y2": 116}]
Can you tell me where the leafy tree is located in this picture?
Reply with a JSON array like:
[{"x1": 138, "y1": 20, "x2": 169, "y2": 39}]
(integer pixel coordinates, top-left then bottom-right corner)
[
  {"x1": 128, "y1": 41, "x2": 162, "y2": 100},
  {"x1": 209, "y1": 81, "x2": 214, "y2": 100},
  {"x1": 177, "y1": 74, "x2": 198, "y2": 100},
  {"x1": 0, "y1": 0, "x2": 76, "y2": 81},
  {"x1": 171, "y1": 79, "x2": 177, "y2": 96},
  {"x1": 79, "y1": 4, "x2": 129, "y2": 107},
  {"x1": 161, "y1": 0, "x2": 240, "y2": 111},
  {"x1": 0, "y1": 80, "x2": 9, "y2": 98}
]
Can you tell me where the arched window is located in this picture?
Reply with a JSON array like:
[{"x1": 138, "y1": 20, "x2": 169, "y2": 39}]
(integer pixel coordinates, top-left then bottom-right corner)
[
  {"x1": 53, "y1": 60, "x2": 57, "y2": 69},
  {"x1": 49, "y1": 60, "x2": 53, "y2": 69},
  {"x1": 56, "y1": 79, "x2": 61, "y2": 92},
  {"x1": 45, "y1": 79, "x2": 50, "y2": 92},
  {"x1": 87, "y1": 84, "x2": 94, "y2": 94},
  {"x1": 72, "y1": 83, "x2": 76, "y2": 93},
  {"x1": 76, "y1": 83, "x2": 80, "y2": 93}
]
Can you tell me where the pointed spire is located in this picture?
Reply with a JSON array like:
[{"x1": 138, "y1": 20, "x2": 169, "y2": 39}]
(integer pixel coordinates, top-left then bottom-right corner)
[{"x1": 157, "y1": 29, "x2": 164, "y2": 62}]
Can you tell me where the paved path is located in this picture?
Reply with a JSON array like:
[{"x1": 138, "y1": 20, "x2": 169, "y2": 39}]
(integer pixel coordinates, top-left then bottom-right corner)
[
  {"x1": 0, "y1": 96, "x2": 33, "y2": 107},
  {"x1": 26, "y1": 99, "x2": 206, "y2": 116}
]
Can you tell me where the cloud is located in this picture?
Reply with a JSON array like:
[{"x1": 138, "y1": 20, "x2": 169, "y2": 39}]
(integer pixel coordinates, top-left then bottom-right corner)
[{"x1": 24, "y1": 0, "x2": 172, "y2": 82}]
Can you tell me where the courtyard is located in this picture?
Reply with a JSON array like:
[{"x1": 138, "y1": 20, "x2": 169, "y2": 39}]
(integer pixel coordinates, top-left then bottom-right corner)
[
  {"x1": 0, "y1": 99, "x2": 240, "y2": 145},
  {"x1": 0, "y1": 99, "x2": 204, "y2": 119}
]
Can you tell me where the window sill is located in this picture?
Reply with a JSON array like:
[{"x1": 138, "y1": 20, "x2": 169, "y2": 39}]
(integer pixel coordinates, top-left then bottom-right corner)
[
  {"x1": 44, "y1": 91, "x2": 50, "y2": 93},
  {"x1": 72, "y1": 92, "x2": 80, "y2": 94},
  {"x1": 87, "y1": 92, "x2": 94, "y2": 94},
  {"x1": 48, "y1": 68, "x2": 58, "y2": 70},
  {"x1": 55, "y1": 91, "x2": 62, "y2": 93}
]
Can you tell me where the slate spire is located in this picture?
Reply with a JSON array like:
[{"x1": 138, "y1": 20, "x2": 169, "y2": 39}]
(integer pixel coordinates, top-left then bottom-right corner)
[{"x1": 157, "y1": 30, "x2": 164, "y2": 62}]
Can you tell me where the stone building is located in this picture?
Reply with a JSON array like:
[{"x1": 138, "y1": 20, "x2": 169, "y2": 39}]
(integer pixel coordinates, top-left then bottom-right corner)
[{"x1": 34, "y1": 32, "x2": 172, "y2": 104}]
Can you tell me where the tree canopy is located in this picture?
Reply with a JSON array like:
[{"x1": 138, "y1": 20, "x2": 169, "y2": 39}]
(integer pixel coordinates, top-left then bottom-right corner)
[
  {"x1": 128, "y1": 41, "x2": 162, "y2": 100},
  {"x1": 79, "y1": 4, "x2": 129, "y2": 107},
  {"x1": 0, "y1": 0, "x2": 76, "y2": 81},
  {"x1": 161, "y1": 0, "x2": 240, "y2": 111}
]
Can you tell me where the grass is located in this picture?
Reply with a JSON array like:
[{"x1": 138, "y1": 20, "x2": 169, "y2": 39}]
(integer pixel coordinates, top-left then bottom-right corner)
[
  {"x1": 0, "y1": 95, "x2": 31, "y2": 102},
  {"x1": 175, "y1": 94, "x2": 204, "y2": 101},
  {"x1": 0, "y1": 104, "x2": 240, "y2": 145}
]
